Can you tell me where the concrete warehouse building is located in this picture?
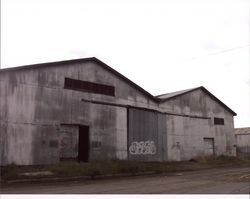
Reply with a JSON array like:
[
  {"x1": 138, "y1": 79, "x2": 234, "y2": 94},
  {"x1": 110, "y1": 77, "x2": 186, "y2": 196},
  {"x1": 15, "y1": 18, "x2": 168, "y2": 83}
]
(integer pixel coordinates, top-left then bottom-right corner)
[
  {"x1": 235, "y1": 127, "x2": 250, "y2": 157},
  {"x1": 0, "y1": 57, "x2": 237, "y2": 165}
]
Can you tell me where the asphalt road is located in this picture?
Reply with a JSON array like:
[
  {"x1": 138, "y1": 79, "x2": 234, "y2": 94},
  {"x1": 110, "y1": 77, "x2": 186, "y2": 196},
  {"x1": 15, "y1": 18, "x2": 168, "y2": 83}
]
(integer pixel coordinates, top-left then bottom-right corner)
[{"x1": 1, "y1": 166, "x2": 250, "y2": 194}]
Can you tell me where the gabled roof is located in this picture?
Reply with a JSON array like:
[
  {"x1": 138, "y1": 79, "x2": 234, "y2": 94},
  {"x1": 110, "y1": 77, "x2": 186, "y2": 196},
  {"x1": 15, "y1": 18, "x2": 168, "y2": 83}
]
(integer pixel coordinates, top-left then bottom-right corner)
[
  {"x1": 0, "y1": 57, "x2": 158, "y2": 102},
  {"x1": 235, "y1": 127, "x2": 250, "y2": 135},
  {"x1": 0, "y1": 57, "x2": 236, "y2": 115},
  {"x1": 155, "y1": 86, "x2": 237, "y2": 116}
]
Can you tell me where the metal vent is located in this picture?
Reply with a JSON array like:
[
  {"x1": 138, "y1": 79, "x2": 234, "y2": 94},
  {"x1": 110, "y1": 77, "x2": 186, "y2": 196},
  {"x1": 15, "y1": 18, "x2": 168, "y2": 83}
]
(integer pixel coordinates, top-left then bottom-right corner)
[
  {"x1": 214, "y1": 117, "x2": 224, "y2": 125},
  {"x1": 64, "y1": 77, "x2": 115, "y2": 96}
]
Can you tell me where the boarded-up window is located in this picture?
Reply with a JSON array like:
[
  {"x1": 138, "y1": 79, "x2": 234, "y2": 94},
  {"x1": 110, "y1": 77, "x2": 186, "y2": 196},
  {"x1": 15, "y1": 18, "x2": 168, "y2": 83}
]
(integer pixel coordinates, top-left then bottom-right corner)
[
  {"x1": 214, "y1": 117, "x2": 224, "y2": 125},
  {"x1": 64, "y1": 77, "x2": 115, "y2": 96}
]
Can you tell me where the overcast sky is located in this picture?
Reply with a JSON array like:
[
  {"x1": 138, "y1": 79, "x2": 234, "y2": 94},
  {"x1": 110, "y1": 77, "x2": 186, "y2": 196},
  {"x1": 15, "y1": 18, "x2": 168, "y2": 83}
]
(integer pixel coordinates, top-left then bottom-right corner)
[{"x1": 1, "y1": 0, "x2": 249, "y2": 128}]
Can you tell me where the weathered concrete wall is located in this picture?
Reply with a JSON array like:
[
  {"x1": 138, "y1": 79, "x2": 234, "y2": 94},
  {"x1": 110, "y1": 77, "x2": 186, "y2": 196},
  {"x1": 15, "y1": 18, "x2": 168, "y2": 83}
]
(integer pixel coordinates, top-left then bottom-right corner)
[
  {"x1": 0, "y1": 61, "x2": 156, "y2": 165},
  {"x1": 115, "y1": 107, "x2": 127, "y2": 160},
  {"x1": 0, "y1": 73, "x2": 38, "y2": 165},
  {"x1": 88, "y1": 103, "x2": 126, "y2": 160},
  {"x1": 235, "y1": 134, "x2": 250, "y2": 156},
  {"x1": 0, "y1": 60, "x2": 236, "y2": 165},
  {"x1": 160, "y1": 89, "x2": 236, "y2": 161},
  {"x1": 166, "y1": 116, "x2": 208, "y2": 161}
]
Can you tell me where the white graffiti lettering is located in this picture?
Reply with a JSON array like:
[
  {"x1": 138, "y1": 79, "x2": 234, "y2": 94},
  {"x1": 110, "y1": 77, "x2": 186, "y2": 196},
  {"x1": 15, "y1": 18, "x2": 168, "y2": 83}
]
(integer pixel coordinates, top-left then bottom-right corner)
[{"x1": 129, "y1": 141, "x2": 156, "y2": 155}]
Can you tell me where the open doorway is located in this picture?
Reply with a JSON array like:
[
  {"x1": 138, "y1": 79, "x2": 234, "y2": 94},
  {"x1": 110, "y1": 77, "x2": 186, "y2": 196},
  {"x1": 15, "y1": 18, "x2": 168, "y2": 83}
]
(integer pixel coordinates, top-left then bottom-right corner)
[
  {"x1": 78, "y1": 125, "x2": 89, "y2": 162},
  {"x1": 59, "y1": 124, "x2": 89, "y2": 162}
]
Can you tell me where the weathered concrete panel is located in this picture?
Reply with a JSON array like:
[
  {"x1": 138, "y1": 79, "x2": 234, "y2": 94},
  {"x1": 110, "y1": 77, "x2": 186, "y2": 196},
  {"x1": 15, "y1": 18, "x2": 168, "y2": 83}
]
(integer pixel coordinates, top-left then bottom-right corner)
[
  {"x1": 166, "y1": 113, "x2": 235, "y2": 161},
  {"x1": 159, "y1": 89, "x2": 233, "y2": 118},
  {"x1": 158, "y1": 113, "x2": 168, "y2": 161},
  {"x1": 162, "y1": 88, "x2": 236, "y2": 161},
  {"x1": 88, "y1": 103, "x2": 118, "y2": 160},
  {"x1": 1, "y1": 124, "x2": 34, "y2": 165},
  {"x1": 0, "y1": 123, "x2": 8, "y2": 165},
  {"x1": 236, "y1": 134, "x2": 250, "y2": 156},
  {"x1": 115, "y1": 107, "x2": 127, "y2": 160}
]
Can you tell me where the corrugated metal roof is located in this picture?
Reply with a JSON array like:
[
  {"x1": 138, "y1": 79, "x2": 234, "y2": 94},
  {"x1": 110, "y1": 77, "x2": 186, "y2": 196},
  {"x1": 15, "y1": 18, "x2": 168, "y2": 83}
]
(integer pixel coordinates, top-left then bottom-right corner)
[
  {"x1": 235, "y1": 127, "x2": 250, "y2": 135},
  {"x1": 156, "y1": 87, "x2": 198, "y2": 100}
]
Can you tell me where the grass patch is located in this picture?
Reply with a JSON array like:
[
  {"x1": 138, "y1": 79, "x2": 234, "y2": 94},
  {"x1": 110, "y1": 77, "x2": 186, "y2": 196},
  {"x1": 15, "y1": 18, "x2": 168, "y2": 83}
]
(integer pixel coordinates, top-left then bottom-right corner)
[
  {"x1": 1, "y1": 156, "x2": 250, "y2": 181},
  {"x1": 190, "y1": 155, "x2": 250, "y2": 166},
  {"x1": 0, "y1": 160, "x2": 194, "y2": 181}
]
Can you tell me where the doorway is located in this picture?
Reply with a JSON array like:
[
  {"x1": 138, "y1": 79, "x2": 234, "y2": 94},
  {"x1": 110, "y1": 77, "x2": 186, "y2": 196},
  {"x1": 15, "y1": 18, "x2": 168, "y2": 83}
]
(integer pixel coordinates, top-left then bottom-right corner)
[
  {"x1": 59, "y1": 125, "x2": 79, "y2": 161},
  {"x1": 204, "y1": 138, "x2": 215, "y2": 156},
  {"x1": 78, "y1": 125, "x2": 89, "y2": 162}
]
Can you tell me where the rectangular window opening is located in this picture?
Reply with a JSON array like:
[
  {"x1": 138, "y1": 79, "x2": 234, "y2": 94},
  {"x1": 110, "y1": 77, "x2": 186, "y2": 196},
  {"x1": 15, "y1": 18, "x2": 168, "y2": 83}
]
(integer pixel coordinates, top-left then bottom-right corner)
[
  {"x1": 64, "y1": 77, "x2": 115, "y2": 96},
  {"x1": 214, "y1": 117, "x2": 224, "y2": 125}
]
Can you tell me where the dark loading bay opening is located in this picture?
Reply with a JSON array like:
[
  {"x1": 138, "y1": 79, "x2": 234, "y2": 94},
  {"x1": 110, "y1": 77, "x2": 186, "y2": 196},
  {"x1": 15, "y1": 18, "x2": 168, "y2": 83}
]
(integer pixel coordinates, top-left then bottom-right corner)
[{"x1": 78, "y1": 125, "x2": 89, "y2": 162}]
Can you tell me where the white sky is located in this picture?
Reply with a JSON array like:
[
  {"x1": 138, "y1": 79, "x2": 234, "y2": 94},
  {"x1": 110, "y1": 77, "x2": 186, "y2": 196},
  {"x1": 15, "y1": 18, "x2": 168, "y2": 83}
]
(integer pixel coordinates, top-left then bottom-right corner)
[{"x1": 1, "y1": 0, "x2": 249, "y2": 128}]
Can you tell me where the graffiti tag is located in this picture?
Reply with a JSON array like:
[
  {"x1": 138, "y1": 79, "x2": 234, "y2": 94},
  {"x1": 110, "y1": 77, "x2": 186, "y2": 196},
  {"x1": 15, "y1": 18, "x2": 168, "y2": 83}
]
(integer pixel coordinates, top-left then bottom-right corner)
[{"x1": 129, "y1": 141, "x2": 156, "y2": 155}]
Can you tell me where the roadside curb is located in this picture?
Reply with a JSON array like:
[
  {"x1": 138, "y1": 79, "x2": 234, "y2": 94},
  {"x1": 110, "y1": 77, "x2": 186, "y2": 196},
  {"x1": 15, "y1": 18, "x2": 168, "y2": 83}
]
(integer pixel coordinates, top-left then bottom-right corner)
[{"x1": 2, "y1": 171, "x2": 156, "y2": 184}]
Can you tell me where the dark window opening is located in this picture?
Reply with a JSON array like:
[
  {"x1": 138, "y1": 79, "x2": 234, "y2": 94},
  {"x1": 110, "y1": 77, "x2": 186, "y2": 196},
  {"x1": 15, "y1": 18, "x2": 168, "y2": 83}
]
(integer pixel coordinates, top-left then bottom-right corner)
[
  {"x1": 64, "y1": 77, "x2": 115, "y2": 96},
  {"x1": 214, "y1": 117, "x2": 224, "y2": 125}
]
